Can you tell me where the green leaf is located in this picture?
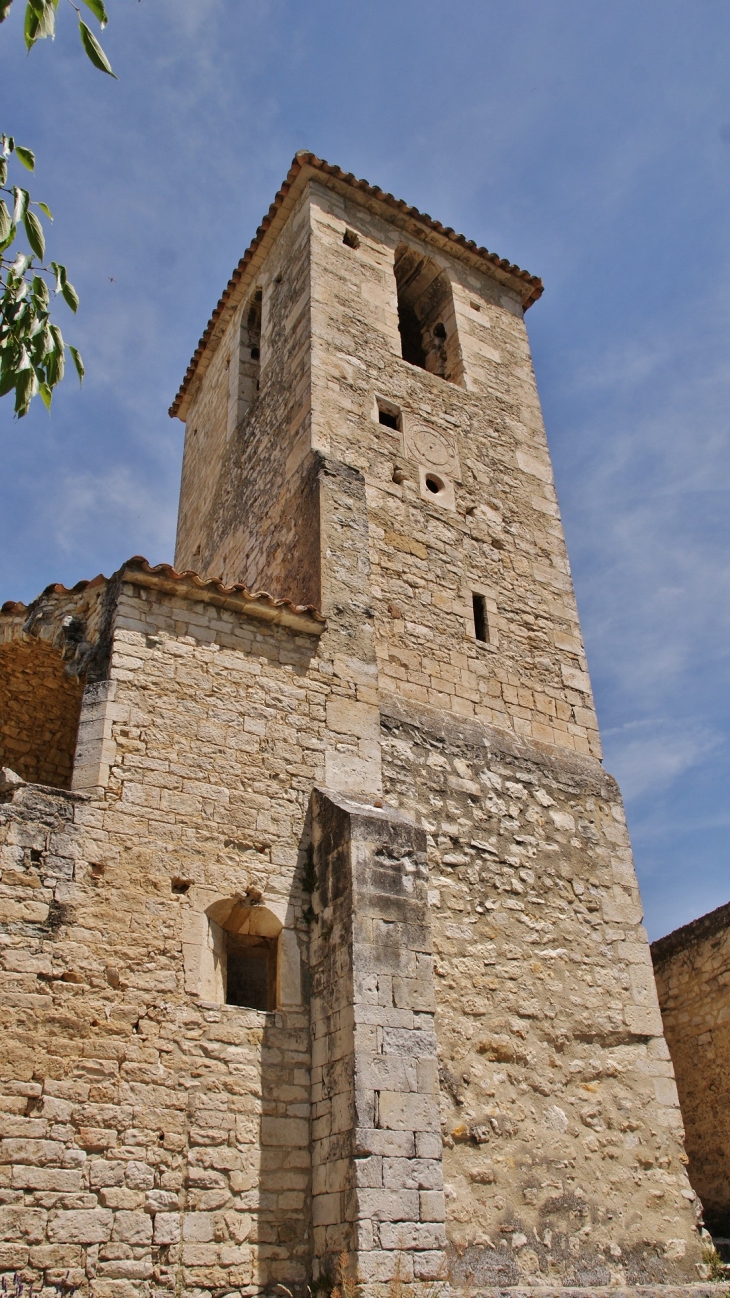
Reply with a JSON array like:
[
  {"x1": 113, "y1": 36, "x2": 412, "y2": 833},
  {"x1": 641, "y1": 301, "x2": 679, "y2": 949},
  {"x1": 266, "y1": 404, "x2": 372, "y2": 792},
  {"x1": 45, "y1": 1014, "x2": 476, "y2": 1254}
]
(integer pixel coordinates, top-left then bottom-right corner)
[
  {"x1": 14, "y1": 366, "x2": 38, "y2": 417},
  {"x1": 39, "y1": 381, "x2": 52, "y2": 409},
  {"x1": 81, "y1": 0, "x2": 107, "y2": 27},
  {"x1": 10, "y1": 251, "x2": 31, "y2": 278},
  {"x1": 23, "y1": 0, "x2": 54, "y2": 47},
  {"x1": 0, "y1": 369, "x2": 16, "y2": 399},
  {"x1": 15, "y1": 145, "x2": 35, "y2": 172},
  {"x1": 50, "y1": 260, "x2": 67, "y2": 291},
  {"x1": 37, "y1": 201, "x2": 53, "y2": 220},
  {"x1": 78, "y1": 19, "x2": 116, "y2": 75},
  {"x1": 32, "y1": 274, "x2": 49, "y2": 308},
  {"x1": 23, "y1": 209, "x2": 45, "y2": 259},
  {"x1": 69, "y1": 345, "x2": 84, "y2": 383},
  {"x1": 0, "y1": 199, "x2": 12, "y2": 244},
  {"x1": 0, "y1": 158, "x2": 6, "y2": 186},
  {"x1": 61, "y1": 280, "x2": 79, "y2": 312},
  {"x1": 24, "y1": 2, "x2": 38, "y2": 47},
  {"x1": 0, "y1": 0, "x2": 14, "y2": 22},
  {"x1": 12, "y1": 187, "x2": 29, "y2": 224}
]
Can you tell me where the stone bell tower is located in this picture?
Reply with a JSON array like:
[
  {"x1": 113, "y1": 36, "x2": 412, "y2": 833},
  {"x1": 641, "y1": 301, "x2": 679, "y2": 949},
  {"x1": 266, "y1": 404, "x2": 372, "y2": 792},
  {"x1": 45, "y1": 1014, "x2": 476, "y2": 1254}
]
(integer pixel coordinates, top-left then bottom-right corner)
[{"x1": 167, "y1": 152, "x2": 704, "y2": 1291}]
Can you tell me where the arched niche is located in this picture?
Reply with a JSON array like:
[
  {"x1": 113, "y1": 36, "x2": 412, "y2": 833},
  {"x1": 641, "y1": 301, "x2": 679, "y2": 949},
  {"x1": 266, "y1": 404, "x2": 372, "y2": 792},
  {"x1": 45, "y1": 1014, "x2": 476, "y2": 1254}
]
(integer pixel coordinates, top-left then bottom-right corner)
[
  {"x1": 394, "y1": 244, "x2": 465, "y2": 386},
  {"x1": 182, "y1": 890, "x2": 301, "y2": 1011}
]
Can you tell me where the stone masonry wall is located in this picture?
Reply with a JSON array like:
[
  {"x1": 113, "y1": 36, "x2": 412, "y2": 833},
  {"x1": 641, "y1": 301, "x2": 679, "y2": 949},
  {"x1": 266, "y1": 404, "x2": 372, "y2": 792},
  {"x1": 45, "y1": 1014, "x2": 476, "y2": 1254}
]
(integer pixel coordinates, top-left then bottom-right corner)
[
  {"x1": 307, "y1": 178, "x2": 602, "y2": 760},
  {"x1": 175, "y1": 188, "x2": 321, "y2": 607},
  {"x1": 0, "y1": 579, "x2": 330, "y2": 1298},
  {"x1": 652, "y1": 903, "x2": 730, "y2": 1237},
  {"x1": 380, "y1": 699, "x2": 702, "y2": 1287},
  {"x1": 0, "y1": 639, "x2": 83, "y2": 789},
  {"x1": 0, "y1": 581, "x2": 113, "y2": 791}
]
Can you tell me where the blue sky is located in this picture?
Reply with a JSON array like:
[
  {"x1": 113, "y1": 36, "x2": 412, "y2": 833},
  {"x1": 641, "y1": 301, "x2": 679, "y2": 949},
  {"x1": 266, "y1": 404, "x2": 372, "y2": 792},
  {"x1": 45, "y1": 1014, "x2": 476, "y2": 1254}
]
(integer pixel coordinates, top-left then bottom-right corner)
[{"x1": 1, "y1": 0, "x2": 728, "y2": 939}]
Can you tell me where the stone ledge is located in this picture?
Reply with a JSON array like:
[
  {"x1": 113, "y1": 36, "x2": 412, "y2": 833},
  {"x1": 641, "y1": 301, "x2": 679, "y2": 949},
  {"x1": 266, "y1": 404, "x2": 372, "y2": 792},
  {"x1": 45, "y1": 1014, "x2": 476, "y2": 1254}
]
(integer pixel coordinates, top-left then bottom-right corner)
[{"x1": 379, "y1": 691, "x2": 618, "y2": 798}]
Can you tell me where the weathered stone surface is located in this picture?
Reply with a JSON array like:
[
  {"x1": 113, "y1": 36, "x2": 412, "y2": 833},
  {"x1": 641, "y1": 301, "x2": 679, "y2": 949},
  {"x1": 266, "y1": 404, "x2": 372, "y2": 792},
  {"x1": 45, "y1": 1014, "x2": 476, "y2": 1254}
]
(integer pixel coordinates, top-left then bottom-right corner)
[{"x1": 652, "y1": 901, "x2": 730, "y2": 1237}]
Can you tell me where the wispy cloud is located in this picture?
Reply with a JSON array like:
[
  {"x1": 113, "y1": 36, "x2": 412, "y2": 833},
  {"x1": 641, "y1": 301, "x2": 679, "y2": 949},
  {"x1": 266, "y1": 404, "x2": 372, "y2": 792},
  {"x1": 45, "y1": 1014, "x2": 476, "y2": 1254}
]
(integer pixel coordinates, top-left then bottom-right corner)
[{"x1": 603, "y1": 718, "x2": 723, "y2": 801}]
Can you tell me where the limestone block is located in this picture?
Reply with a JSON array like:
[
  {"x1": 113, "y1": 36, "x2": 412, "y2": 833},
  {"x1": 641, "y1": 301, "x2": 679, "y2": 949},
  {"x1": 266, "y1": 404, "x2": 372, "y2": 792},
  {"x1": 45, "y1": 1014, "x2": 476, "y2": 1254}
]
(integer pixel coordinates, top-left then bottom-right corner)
[
  {"x1": 356, "y1": 1189, "x2": 419, "y2": 1221},
  {"x1": 382, "y1": 1158, "x2": 442, "y2": 1190},
  {"x1": 47, "y1": 1209, "x2": 113, "y2": 1243},
  {"x1": 153, "y1": 1212, "x2": 181, "y2": 1244},
  {"x1": 377, "y1": 1092, "x2": 440, "y2": 1132},
  {"x1": 0, "y1": 1206, "x2": 47, "y2": 1243}
]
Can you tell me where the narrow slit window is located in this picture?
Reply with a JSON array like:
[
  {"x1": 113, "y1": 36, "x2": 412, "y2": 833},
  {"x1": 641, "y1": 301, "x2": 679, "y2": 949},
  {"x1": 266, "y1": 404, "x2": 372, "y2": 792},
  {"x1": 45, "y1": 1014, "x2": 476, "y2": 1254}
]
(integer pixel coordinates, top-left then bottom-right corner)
[
  {"x1": 472, "y1": 593, "x2": 489, "y2": 644},
  {"x1": 228, "y1": 287, "x2": 262, "y2": 434}
]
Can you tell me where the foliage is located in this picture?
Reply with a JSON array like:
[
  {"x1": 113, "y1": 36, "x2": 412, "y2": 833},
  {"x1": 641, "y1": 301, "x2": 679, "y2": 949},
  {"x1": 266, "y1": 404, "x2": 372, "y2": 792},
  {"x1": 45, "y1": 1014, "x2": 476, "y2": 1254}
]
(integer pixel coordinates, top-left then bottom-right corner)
[
  {"x1": 1, "y1": 0, "x2": 115, "y2": 76},
  {"x1": 0, "y1": 0, "x2": 115, "y2": 416},
  {"x1": 0, "y1": 136, "x2": 83, "y2": 415}
]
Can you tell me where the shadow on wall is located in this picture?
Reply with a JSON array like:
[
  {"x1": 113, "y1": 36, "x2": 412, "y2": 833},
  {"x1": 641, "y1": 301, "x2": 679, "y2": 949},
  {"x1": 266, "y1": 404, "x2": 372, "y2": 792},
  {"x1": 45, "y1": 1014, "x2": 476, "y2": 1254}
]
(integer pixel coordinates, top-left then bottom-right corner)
[
  {"x1": 0, "y1": 638, "x2": 84, "y2": 788},
  {"x1": 178, "y1": 851, "x2": 312, "y2": 1293}
]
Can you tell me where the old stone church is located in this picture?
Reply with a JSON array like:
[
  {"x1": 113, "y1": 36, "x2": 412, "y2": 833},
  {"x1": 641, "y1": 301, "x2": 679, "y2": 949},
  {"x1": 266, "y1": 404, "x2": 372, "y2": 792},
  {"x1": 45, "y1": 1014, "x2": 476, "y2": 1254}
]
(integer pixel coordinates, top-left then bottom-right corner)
[{"x1": 0, "y1": 153, "x2": 709, "y2": 1297}]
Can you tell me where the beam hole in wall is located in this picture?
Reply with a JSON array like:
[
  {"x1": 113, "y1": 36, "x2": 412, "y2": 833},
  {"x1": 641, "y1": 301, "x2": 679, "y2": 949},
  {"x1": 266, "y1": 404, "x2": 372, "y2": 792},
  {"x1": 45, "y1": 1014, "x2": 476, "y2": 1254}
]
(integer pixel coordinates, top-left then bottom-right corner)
[
  {"x1": 343, "y1": 228, "x2": 360, "y2": 249},
  {"x1": 425, "y1": 473, "x2": 445, "y2": 495},
  {"x1": 171, "y1": 878, "x2": 191, "y2": 895},
  {"x1": 394, "y1": 244, "x2": 463, "y2": 384},
  {"x1": 472, "y1": 593, "x2": 489, "y2": 644}
]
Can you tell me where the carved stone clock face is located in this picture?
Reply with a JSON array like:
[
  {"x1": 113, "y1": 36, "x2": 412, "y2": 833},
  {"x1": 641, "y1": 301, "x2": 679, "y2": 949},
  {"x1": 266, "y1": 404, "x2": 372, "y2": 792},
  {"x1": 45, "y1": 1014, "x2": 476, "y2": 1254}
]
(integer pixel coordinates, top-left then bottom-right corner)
[{"x1": 405, "y1": 423, "x2": 460, "y2": 478}]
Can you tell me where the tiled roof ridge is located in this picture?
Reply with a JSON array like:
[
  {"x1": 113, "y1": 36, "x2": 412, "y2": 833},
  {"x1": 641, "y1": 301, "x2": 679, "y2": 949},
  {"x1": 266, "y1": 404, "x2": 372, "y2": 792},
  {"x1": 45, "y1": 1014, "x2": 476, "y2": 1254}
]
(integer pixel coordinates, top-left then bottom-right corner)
[
  {"x1": 123, "y1": 556, "x2": 326, "y2": 620},
  {"x1": 169, "y1": 149, "x2": 544, "y2": 419},
  {"x1": 1, "y1": 556, "x2": 326, "y2": 623}
]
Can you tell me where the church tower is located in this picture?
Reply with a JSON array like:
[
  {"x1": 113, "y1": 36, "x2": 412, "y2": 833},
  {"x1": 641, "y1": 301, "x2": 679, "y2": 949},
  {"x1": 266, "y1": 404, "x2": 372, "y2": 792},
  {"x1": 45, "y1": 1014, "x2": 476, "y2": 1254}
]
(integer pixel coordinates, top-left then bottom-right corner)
[
  {"x1": 0, "y1": 154, "x2": 703, "y2": 1298},
  {"x1": 166, "y1": 154, "x2": 702, "y2": 1289}
]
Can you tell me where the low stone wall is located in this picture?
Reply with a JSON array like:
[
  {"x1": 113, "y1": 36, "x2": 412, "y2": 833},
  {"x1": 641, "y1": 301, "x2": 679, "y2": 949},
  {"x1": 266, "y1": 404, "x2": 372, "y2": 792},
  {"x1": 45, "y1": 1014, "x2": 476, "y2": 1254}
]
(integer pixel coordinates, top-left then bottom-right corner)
[{"x1": 652, "y1": 902, "x2": 730, "y2": 1237}]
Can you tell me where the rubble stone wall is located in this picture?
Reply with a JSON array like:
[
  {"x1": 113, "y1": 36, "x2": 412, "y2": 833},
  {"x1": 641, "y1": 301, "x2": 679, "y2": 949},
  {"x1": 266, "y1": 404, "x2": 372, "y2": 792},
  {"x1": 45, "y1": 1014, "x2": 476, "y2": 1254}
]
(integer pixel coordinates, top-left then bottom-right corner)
[
  {"x1": 0, "y1": 639, "x2": 83, "y2": 788},
  {"x1": 652, "y1": 903, "x2": 730, "y2": 1236},
  {"x1": 0, "y1": 582, "x2": 112, "y2": 791}
]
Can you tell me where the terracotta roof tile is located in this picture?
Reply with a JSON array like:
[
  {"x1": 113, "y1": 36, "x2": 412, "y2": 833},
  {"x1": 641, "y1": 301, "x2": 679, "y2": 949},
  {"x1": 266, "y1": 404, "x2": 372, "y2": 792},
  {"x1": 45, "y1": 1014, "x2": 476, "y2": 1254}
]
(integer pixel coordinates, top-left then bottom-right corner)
[
  {"x1": 169, "y1": 150, "x2": 544, "y2": 419},
  {"x1": 2, "y1": 557, "x2": 326, "y2": 636}
]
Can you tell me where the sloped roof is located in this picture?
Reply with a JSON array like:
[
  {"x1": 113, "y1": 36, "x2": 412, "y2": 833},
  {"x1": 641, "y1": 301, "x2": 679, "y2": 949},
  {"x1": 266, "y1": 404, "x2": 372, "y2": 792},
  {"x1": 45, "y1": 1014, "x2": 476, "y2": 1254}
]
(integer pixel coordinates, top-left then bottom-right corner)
[
  {"x1": 2, "y1": 556, "x2": 326, "y2": 637},
  {"x1": 169, "y1": 150, "x2": 544, "y2": 420}
]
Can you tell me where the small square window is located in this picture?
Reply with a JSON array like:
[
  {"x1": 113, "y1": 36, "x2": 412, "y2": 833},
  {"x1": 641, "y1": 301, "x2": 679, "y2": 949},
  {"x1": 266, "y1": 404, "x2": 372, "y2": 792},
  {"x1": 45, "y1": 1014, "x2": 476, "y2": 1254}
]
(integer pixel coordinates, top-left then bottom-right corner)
[
  {"x1": 377, "y1": 399, "x2": 402, "y2": 431},
  {"x1": 226, "y1": 933, "x2": 276, "y2": 1010}
]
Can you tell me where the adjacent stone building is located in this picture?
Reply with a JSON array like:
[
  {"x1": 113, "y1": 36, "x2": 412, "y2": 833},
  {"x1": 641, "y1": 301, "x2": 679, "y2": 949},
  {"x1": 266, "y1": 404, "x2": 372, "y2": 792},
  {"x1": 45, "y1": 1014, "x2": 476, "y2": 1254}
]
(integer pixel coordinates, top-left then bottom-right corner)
[
  {"x1": 652, "y1": 901, "x2": 730, "y2": 1241},
  {"x1": 0, "y1": 152, "x2": 708, "y2": 1297}
]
